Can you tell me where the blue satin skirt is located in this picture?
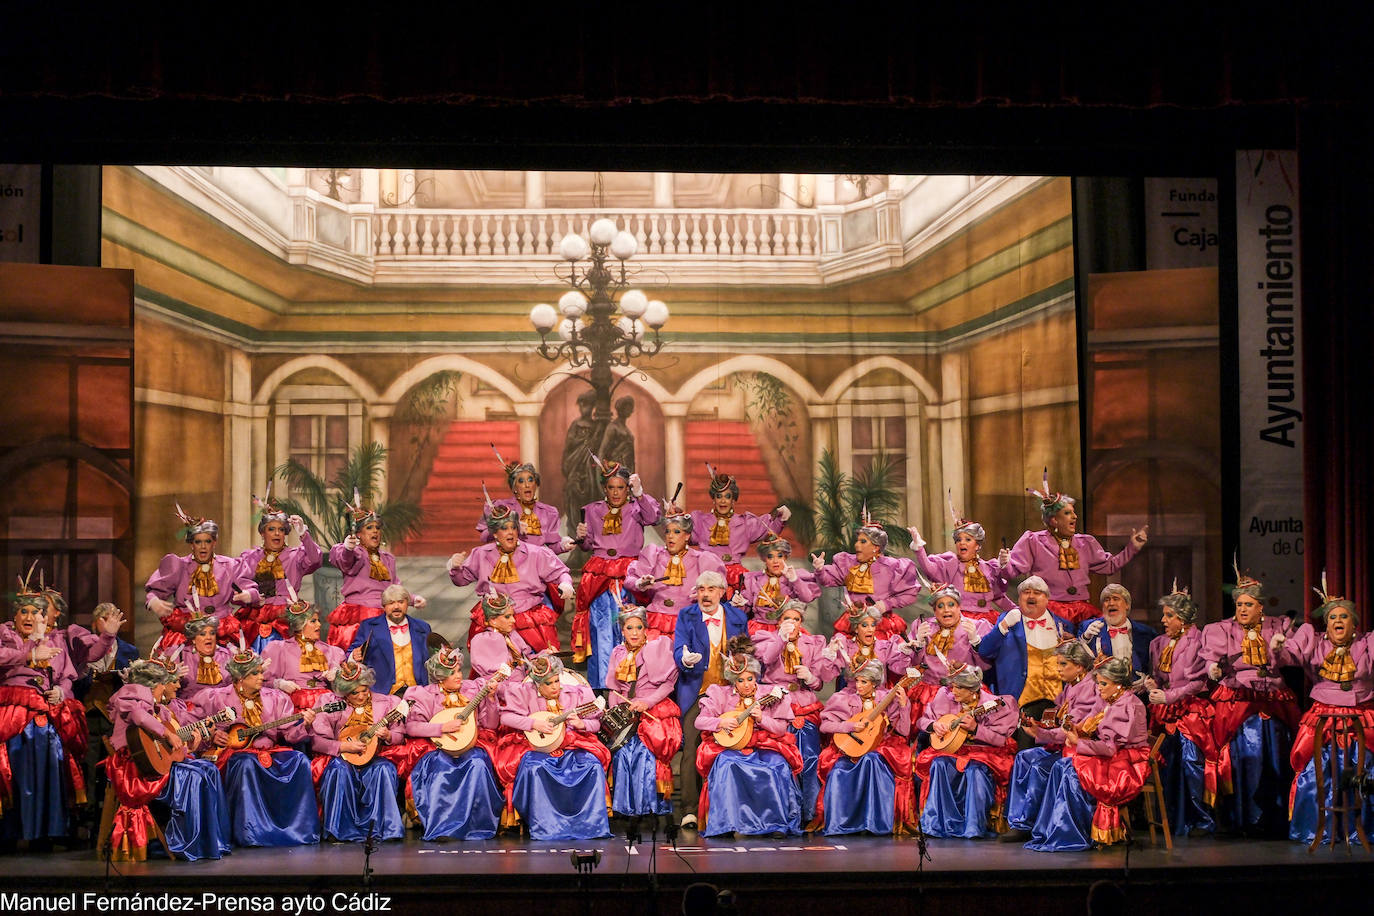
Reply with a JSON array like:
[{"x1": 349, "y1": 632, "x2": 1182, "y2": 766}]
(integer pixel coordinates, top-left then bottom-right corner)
[
  {"x1": 1224, "y1": 714, "x2": 1292, "y2": 832},
  {"x1": 919, "y1": 755, "x2": 999, "y2": 839},
  {"x1": 512, "y1": 750, "x2": 611, "y2": 840},
  {"x1": 702, "y1": 750, "x2": 801, "y2": 837},
  {"x1": 158, "y1": 757, "x2": 232, "y2": 861},
  {"x1": 822, "y1": 753, "x2": 895, "y2": 836},
  {"x1": 3, "y1": 720, "x2": 67, "y2": 841},
  {"x1": 410, "y1": 748, "x2": 502, "y2": 841},
  {"x1": 792, "y1": 720, "x2": 821, "y2": 823},
  {"x1": 1025, "y1": 756, "x2": 1096, "y2": 852},
  {"x1": 586, "y1": 590, "x2": 622, "y2": 691},
  {"x1": 223, "y1": 750, "x2": 320, "y2": 847},
  {"x1": 1159, "y1": 732, "x2": 1214, "y2": 835},
  {"x1": 318, "y1": 756, "x2": 404, "y2": 843},
  {"x1": 610, "y1": 735, "x2": 671, "y2": 816},
  {"x1": 249, "y1": 630, "x2": 283, "y2": 655},
  {"x1": 1289, "y1": 747, "x2": 1374, "y2": 845},
  {"x1": 1006, "y1": 746, "x2": 1057, "y2": 831}
]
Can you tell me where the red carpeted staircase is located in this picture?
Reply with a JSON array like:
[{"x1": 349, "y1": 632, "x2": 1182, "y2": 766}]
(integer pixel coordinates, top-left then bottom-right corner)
[
  {"x1": 401, "y1": 420, "x2": 519, "y2": 556},
  {"x1": 684, "y1": 420, "x2": 800, "y2": 552}
]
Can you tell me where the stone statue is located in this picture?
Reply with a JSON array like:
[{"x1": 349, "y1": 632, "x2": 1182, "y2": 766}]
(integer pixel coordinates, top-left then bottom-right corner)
[
  {"x1": 597, "y1": 395, "x2": 637, "y2": 475},
  {"x1": 561, "y1": 389, "x2": 601, "y2": 529}
]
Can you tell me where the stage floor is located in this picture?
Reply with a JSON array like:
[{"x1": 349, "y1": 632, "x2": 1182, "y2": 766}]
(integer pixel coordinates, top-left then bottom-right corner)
[{"x1": 5, "y1": 833, "x2": 1370, "y2": 914}]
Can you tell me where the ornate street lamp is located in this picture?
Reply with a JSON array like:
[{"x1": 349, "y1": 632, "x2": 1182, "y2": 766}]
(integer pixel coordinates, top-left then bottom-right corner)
[{"x1": 529, "y1": 217, "x2": 669, "y2": 427}]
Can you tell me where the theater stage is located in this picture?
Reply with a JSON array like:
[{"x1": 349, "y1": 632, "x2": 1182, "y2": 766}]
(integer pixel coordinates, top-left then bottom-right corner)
[{"x1": 5, "y1": 833, "x2": 1368, "y2": 914}]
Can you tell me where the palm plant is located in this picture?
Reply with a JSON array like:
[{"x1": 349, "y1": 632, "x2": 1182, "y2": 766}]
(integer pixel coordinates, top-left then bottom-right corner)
[
  {"x1": 784, "y1": 449, "x2": 912, "y2": 560},
  {"x1": 271, "y1": 441, "x2": 424, "y2": 553}
]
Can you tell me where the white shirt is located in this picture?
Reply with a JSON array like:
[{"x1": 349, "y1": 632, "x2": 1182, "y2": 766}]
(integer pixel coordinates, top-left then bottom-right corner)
[
  {"x1": 1107, "y1": 623, "x2": 1133, "y2": 660},
  {"x1": 388, "y1": 619, "x2": 412, "y2": 648},
  {"x1": 702, "y1": 606, "x2": 724, "y2": 650},
  {"x1": 1023, "y1": 613, "x2": 1059, "y2": 650}
]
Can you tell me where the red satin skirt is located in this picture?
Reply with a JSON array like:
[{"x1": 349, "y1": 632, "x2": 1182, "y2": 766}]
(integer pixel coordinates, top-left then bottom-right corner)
[
  {"x1": 326, "y1": 603, "x2": 382, "y2": 652},
  {"x1": 1150, "y1": 694, "x2": 1220, "y2": 803},
  {"x1": 1210, "y1": 683, "x2": 1300, "y2": 791},
  {"x1": 1048, "y1": 599, "x2": 1100, "y2": 627},
  {"x1": 572, "y1": 556, "x2": 636, "y2": 663},
  {"x1": 157, "y1": 608, "x2": 243, "y2": 649},
  {"x1": 1071, "y1": 744, "x2": 1152, "y2": 845},
  {"x1": 235, "y1": 604, "x2": 291, "y2": 641},
  {"x1": 103, "y1": 749, "x2": 171, "y2": 861},
  {"x1": 493, "y1": 727, "x2": 611, "y2": 827},
  {"x1": 467, "y1": 589, "x2": 561, "y2": 654},
  {"x1": 0, "y1": 685, "x2": 89, "y2": 809}
]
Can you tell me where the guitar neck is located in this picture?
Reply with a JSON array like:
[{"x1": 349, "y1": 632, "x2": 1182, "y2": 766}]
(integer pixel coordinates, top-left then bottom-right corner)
[
  {"x1": 361, "y1": 707, "x2": 406, "y2": 741},
  {"x1": 864, "y1": 675, "x2": 917, "y2": 721},
  {"x1": 247, "y1": 711, "x2": 304, "y2": 737},
  {"x1": 457, "y1": 674, "x2": 507, "y2": 720},
  {"x1": 548, "y1": 700, "x2": 599, "y2": 726},
  {"x1": 175, "y1": 708, "x2": 229, "y2": 741}
]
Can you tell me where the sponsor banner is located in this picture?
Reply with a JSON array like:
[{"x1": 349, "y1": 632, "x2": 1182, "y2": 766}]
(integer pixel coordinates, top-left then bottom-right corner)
[
  {"x1": 0, "y1": 164, "x2": 40, "y2": 263},
  {"x1": 1235, "y1": 151, "x2": 1303, "y2": 614},
  {"x1": 1145, "y1": 177, "x2": 1219, "y2": 269}
]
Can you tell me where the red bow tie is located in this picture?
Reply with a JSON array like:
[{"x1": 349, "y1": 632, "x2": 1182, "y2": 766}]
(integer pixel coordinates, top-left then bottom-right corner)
[
  {"x1": 1025, "y1": 618, "x2": 1049, "y2": 630},
  {"x1": 389, "y1": 622, "x2": 409, "y2": 634},
  {"x1": 1108, "y1": 626, "x2": 1130, "y2": 637},
  {"x1": 703, "y1": 613, "x2": 722, "y2": 625}
]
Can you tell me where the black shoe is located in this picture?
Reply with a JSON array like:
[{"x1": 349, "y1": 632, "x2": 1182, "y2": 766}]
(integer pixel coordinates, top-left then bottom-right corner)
[{"x1": 999, "y1": 828, "x2": 1031, "y2": 842}]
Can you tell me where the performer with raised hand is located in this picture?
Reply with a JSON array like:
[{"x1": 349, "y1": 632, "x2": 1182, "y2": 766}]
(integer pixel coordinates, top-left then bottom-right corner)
[
  {"x1": 897, "y1": 581, "x2": 992, "y2": 723},
  {"x1": 975, "y1": 576, "x2": 1074, "y2": 728},
  {"x1": 106, "y1": 652, "x2": 232, "y2": 861},
  {"x1": 627, "y1": 508, "x2": 726, "y2": 639},
  {"x1": 310, "y1": 660, "x2": 408, "y2": 844},
  {"x1": 821, "y1": 601, "x2": 910, "y2": 688},
  {"x1": 815, "y1": 659, "x2": 915, "y2": 836},
  {"x1": 908, "y1": 492, "x2": 1012, "y2": 627},
  {"x1": 326, "y1": 492, "x2": 427, "y2": 652},
  {"x1": 1282, "y1": 575, "x2": 1374, "y2": 846},
  {"x1": 1002, "y1": 638, "x2": 1101, "y2": 842},
  {"x1": 1143, "y1": 582, "x2": 1217, "y2": 837},
  {"x1": 813, "y1": 513, "x2": 920, "y2": 640},
  {"x1": 402, "y1": 646, "x2": 505, "y2": 842},
  {"x1": 672, "y1": 570, "x2": 749, "y2": 830},
  {"x1": 1025, "y1": 657, "x2": 1150, "y2": 851},
  {"x1": 496, "y1": 655, "x2": 610, "y2": 841},
  {"x1": 1000, "y1": 469, "x2": 1148, "y2": 627},
  {"x1": 753, "y1": 599, "x2": 837, "y2": 824},
  {"x1": 691, "y1": 636, "x2": 802, "y2": 837},
  {"x1": 234, "y1": 488, "x2": 322, "y2": 651},
  {"x1": 913, "y1": 665, "x2": 1019, "y2": 839},
  {"x1": 1200, "y1": 562, "x2": 1300, "y2": 836},
  {"x1": 737, "y1": 533, "x2": 820, "y2": 635},
  {"x1": 573, "y1": 456, "x2": 661, "y2": 690},
  {"x1": 689, "y1": 465, "x2": 789, "y2": 594},
  {"x1": 262, "y1": 598, "x2": 345, "y2": 712},
  {"x1": 476, "y1": 447, "x2": 575, "y2": 555},
  {"x1": 603, "y1": 601, "x2": 682, "y2": 820},
  {"x1": 458, "y1": 494, "x2": 574, "y2": 653},
  {"x1": 1077, "y1": 584, "x2": 1157, "y2": 674},
  {"x1": 197, "y1": 642, "x2": 321, "y2": 848},
  {"x1": 145, "y1": 503, "x2": 256, "y2": 648}
]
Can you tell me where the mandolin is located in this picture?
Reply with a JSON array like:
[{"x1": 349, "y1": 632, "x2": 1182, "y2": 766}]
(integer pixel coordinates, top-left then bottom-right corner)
[
  {"x1": 430, "y1": 666, "x2": 511, "y2": 755},
  {"x1": 928, "y1": 697, "x2": 1006, "y2": 752},
  {"x1": 831, "y1": 674, "x2": 918, "y2": 760},
  {"x1": 713, "y1": 686, "x2": 785, "y2": 750},
  {"x1": 130, "y1": 707, "x2": 235, "y2": 779},
  {"x1": 339, "y1": 700, "x2": 411, "y2": 766},
  {"x1": 225, "y1": 701, "x2": 345, "y2": 750},
  {"x1": 524, "y1": 696, "x2": 606, "y2": 751}
]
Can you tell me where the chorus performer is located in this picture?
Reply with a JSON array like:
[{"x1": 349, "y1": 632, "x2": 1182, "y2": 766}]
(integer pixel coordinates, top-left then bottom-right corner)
[{"x1": 604, "y1": 604, "x2": 682, "y2": 818}]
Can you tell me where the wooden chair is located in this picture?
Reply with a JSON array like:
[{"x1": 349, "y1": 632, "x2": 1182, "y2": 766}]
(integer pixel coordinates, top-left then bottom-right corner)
[
  {"x1": 96, "y1": 737, "x2": 175, "y2": 861},
  {"x1": 1308, "y1": 711, "x2": 1372, "y2": 854},
  {"x1": 1135, "y1": 732, "x2": 1173, "y2": 849}
]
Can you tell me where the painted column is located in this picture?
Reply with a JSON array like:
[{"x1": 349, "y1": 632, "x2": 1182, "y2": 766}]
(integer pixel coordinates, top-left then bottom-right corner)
[
  {"x1": 938, "y1": 351, "x2": 968, "y2": 535},
  {"x1": 524, "y1": 171, "x2": 545, "y2": 209},
  {"x1": 226, "y1": 351, "x2": 254, "y2": 553},
  {"x1": 370, "y1": 407, "x2": 392, "y2": 505},
  {"x1": 778, "y1": 174, "x2": 799, "y2": 209},
  {"x1": 515, "y1": 402, "x2": 541, "y2": 466},
  {"x1": 662, "y1": 403, "x2": 687, "y2": 502},
  {"x1": 652, "y1": 173, "x2": 674, "y2": 208}
]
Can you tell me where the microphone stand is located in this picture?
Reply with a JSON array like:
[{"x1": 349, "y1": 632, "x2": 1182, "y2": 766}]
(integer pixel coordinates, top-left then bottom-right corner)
[{"x1": 362, "y1": 829, "x2": 376, "y2": 888}]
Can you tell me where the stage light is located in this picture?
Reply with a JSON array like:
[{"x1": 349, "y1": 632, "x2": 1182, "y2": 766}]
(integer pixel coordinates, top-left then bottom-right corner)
[{"x1": 569, "y1": 850, "x2": 602, "y2": 874}]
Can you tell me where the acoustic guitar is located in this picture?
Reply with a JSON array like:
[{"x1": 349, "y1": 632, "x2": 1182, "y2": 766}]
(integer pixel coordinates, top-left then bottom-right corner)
[
  {"x1": 928, "y1": 697, "x2": 1006, "y2": 753},
  {"x1": 713, "y1": 686, "x2": 785, "y2": 750},
  {"x1": 225, "y1": 701, "x2": 346, "y2": 750},
  {"x1": 523, "y1": 697, "x2": 606, "y2": 751},
  {"x1": 339, "y1": 700, "x2": 411, "y2": 766},
  {"x1": 429, "y1": 666, "x2": 511, "y2": 756},
  {"x1": 130, "y1": 707, "x2": 235, "y2": 779},
  {"x1": 831, "y1": 674, "x2": 919, "y2": 760}
]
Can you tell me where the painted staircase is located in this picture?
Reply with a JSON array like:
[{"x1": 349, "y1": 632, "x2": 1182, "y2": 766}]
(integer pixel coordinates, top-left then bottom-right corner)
[
  {"x1": 401, "y1": 420, "x2": 519, "y2": 556},
  {"x1": 684, "y1": 420, "x2": 800, "y2": 552}
]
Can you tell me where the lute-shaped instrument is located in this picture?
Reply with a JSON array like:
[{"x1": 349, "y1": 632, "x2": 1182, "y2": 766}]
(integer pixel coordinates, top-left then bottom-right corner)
[
  {"x1": 130, "y1": 707, "x2": 235, "y2": 778},
  {"x1": 430, "y1": 665, "x2": 512, "y2": 755},
  {"x1": 831, "y1": 674, "x2": 919, "y2": 759},
  {"x1": 524, "y1": 696, "x2": 606, "y2": 751},
  {"x1": 339, "y1": 699, "x2": 411, "y2": 766},
  {"x1": 713, "y1": 685, "x2": 785, "y2": 750},
  {"x1": 226, "y1": 701, "x2": 346, "y2": 750},
  {"x1": 928, "y1": 697, "x2": 1006, "y2": 752}
]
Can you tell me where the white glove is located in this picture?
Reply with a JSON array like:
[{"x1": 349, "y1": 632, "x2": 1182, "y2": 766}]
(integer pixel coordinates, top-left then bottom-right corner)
[
  {"x1": 1082, "y1": 619, "x2": 1104, "y2": 640},
  {"x1": 147, "y1": 596, "x2": 175, "y2": 619},
  {"x1": 1147, "y1": 689, "x2": 1167, "y2": 705},
  {"x1": 411, "y1": 594, "x2": 427, "y2": 609},
  {"x1": 30, "y1": 645, "x2": 60, "y2": 664},
  {"x1": 44, "y1": 686, "x2": 65, "y2": 704},
  {"x1": 1207, "y1": 662, "x2": 1223, "y2": 681},
  {"x1": 778, "y1": 619, "x2": 797, "y2": 641},
  {"x1": 558, "y1": 583, "x2": 575, "y2": 601},
  {"x1": 784, "y1": 565, "x2": 798, "y2": 582},
  {"x1": 1269, "y1": 633, "x2": 1287, "y2": 654},
  {"x1": 793, "y1": 664, "x2": 814, "y2": 685},
  {"x1": 576, "y1": 522, "x2": 589, "y2": 539},
  {"x1": 811, "y1": 553, "x2": 825, "y2": 572},
  {"x1": 911, "y1": 620, "x2": 933, "y2": 647},
  {"x1": 636, "y1": 575, "x2": 656, "y2": 590},
  {"x1": 999, "y1": 607, "x2": 1022, "y2": 634},
  {"x1": 871, "y1": 600, "x2": 887, "y2": 615},
  {"x1": 1141, "y1": 676, "x2": 1159, "y2": 691},
  {"x1": 275, "y1": 678, "x2": 299, "y2": 694},
  {"x1": 629, "y1": 473, "x2": 644, "y2": 498},
  {"x1": 343, "y1": 535, "x2": 360, "y2": 551},
  {"x1": 559, "y1": 536, "x2": 576, "y2": 553},
  {"x1": 774, "y1": 505, "x2": 791, "y2": 522},
  {"x1": 958, "y1": 618, "x2": 977, "y2": 637},
  {"x1": 681, "y1": 648, "x2": 702, "y2": 668},
  {"x1": 907, "y1": 525, "x2": 926, "y2": 551},
  {"x1": 289, "y1": 515, "x2": 307, "y2": 536},
  {"x1": 997, "y1": 547, "x2": 1011, "y2": 566},
  {"x1": 821, "y1": 642, "x2": 838, "y2": 661},
  {"x1": 447, "y1": 551, "x2": 467, "y2": 572}
]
